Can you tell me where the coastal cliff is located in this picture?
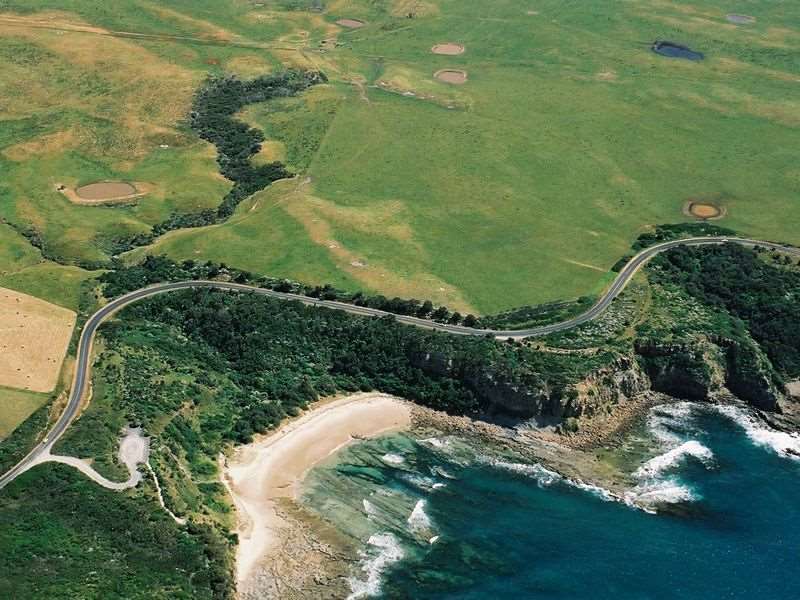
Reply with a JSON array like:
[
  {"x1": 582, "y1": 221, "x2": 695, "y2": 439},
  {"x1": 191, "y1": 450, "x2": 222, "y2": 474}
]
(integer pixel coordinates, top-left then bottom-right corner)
[
  {"x1": 413, "y1": 336, "x2": 787, "y2": 426},
  {"x1": 636, "y1": 336, "x2": 785, "y2": 412}
]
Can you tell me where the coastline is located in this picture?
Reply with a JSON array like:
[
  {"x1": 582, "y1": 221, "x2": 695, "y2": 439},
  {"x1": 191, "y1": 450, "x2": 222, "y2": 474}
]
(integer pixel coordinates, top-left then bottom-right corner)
[
  {"x1": 221, "y1": 388, "x2": 742, "y2": 599},
  {"x1": 222, "y1": 392, "x2": 412, "y2": 597}
]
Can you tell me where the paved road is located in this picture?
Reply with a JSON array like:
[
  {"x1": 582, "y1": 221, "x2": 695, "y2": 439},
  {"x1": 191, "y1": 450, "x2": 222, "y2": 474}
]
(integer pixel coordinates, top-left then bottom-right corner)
[{"x1": 1, "y1": 236, "x2": 798, "y2": 490}]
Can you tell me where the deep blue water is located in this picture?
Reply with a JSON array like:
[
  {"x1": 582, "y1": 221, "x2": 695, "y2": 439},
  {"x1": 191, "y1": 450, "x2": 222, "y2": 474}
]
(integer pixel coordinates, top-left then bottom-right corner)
[{"x1": 303, "y1": 404, "x2": 800, "y2": 599}]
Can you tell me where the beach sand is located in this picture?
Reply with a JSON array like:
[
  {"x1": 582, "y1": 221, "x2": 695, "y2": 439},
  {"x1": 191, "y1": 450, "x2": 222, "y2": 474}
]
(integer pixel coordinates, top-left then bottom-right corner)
[{"x1": 223, "y1": 392, "x2": 412, "y2": 591}]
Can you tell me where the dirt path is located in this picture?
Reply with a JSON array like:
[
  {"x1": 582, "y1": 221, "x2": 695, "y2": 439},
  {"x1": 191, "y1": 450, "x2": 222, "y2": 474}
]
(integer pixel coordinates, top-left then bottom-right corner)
[{"x1": 27, "y1": 426, "x2": 149, "y2": 490}]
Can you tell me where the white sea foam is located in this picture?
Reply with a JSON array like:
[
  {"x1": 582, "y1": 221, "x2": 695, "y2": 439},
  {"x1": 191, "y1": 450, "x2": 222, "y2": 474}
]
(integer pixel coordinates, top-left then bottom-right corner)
[
  {"x1": 482, "y1": 457, "x2": 562, "y2": 487},
  {"x1": 646, "y1": 402, "x2": 695, "y2": 445},
  {"x1": 634, "y1": 440, "x2": 714, "y2": 479},
  {"x1": 347, "y1": 533, "x2": 404, "y2": 599},
  {"x1": 624, "y1": 479, "x2": 697, "y2": 514},
  {"x1": 362, "y1": 499, "x2": 379, "y2": 518},
  {"x1": 716, "y1": 405, "x2": 800, "y2": 460},
  {"x1": 400, "y1": 473, "x2": 443, "y2": 491},
  {"x1": 482, "y1": 456, "x2": 624, "y2": 503},
  {"x1": 572, "y1": 480, "x2": 618, "y2": 502},
  {"x1": 421, "y1": 437, "x2": 449, "y2": 449},
  {"x1": 431, "y1": 466, "x2": 456, "y2": 479},
  {"x1": 381, "y1": 453, "x2": 405, "y2": 465},
  {"x1": 407, "y1": 499, "x2": 433, "y2": 533}
]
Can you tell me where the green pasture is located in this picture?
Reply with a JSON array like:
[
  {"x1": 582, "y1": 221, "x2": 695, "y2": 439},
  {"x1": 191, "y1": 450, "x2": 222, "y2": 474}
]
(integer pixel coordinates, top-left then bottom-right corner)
[
  {"x1": 0, "y1": 224, "x2": 97, "y2": 309},
  {"x1": 1, "y1": 0, "x2": 799, "y2": 313},
  {"x1": 0, "y1": 387, "x2": 50, "y2": 440}
]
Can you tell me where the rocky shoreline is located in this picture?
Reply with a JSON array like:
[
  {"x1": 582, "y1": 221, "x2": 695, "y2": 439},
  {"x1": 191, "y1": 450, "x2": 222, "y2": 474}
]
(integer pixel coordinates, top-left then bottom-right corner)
[
  {"x1": 238, "y1": 391, "x2": 679, "y2": 599},
  {"x1": 235, "y1": 385, "x2": 800, "y2": 599},
  {"x1": 238, "y1": 500, "x2": 356, "y2": 600}
]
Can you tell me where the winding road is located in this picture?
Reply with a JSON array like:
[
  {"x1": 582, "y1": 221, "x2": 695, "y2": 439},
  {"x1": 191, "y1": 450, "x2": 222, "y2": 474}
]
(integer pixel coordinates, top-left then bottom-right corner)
[{"x1": 1, "y1": 236, "x2": 798, "y2": 490}]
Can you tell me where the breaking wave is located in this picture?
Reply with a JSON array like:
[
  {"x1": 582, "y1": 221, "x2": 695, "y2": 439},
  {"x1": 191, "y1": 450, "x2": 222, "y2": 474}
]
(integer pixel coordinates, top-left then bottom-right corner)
[
  {"x1": 624, "y1": 405, "x2": 716, "y2": 512},
  {"x1": 635, "y1": 440, "x2": 714, "y2": 479},
  {"x1": 407, "y1": 499, "x2": 433, "y2": 534},
  {"x1": 363, "y1": 498, "x2": 379, "y2": 518},
  {"x1": 400, "y1": 473, "x2": 446, "y2": 492},
  {"x1": 347, "y1": 533, "x2": 404, "y2": 599},
  {"x1": 381, "y1": 453, "x2": 405, "y2": 465},
  {"x1": 716, "y1": 405, "x2": 800, "y2": 460},
  {"x1": 481, "y1": 457, "x2": 561, "y2": 487}
]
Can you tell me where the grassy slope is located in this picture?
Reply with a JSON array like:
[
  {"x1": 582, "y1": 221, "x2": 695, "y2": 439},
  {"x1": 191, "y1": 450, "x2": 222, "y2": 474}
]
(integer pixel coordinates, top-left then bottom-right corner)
[
  {"x1": 0, "y1": 0, "x2": 797, "y2": 309},
  {"x1": 119, "y1": 0, "x2": 800, "y2": 313},
  {"x1": 0, "y1": 223, "x2": 97, "y2": 309},
  {"x1": 304, "y1": 0, "x2": 800, "y2": 312},
  {"x1": 0, "y1": 387, "x2": 50, "y2": 439}
]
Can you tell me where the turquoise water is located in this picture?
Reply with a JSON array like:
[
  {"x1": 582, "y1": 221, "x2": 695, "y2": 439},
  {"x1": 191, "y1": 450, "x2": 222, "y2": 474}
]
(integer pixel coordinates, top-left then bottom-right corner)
[{"x1": 302, "y1": 403, "x2": 800, "y2": 599}]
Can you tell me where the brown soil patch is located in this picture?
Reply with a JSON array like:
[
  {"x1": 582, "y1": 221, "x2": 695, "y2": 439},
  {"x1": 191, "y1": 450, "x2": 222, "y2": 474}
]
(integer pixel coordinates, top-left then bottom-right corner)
[
  {"x1": 0, "y1": 287, "x2": 76, "y2": 393},
  {"x1": 76, "y1": 181, "x2": 137, "y2": 200},
  {"x1": 683, "y1": 200, "x2": 726, "y2": 220},
  {"x1": 431, "y1": 43, "x2": 465, "y2": 56},
  {"x1": 57, "y1": 181, "x2": 151, "y2": 205},
  {"x1": 596, "y1": 70, "x2": 618, "y2": 82},
  {"x1": 336, "y1": 18, "x2": 365, "y2": 29},
  {"x1": 434, "y1": 69, "x2": 468, "y2": 85}
]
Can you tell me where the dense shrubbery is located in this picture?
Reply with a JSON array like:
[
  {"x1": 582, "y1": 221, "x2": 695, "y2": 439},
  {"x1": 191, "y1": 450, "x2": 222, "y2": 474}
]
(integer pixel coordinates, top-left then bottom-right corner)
[
  {"x1": 612, "y1": 223, "x2": 737, "y2": 272},
  {"x1": 480, "y1": 297, "x2": 594, "y2": 330},
  {"x1": 0, "y1": 465, "x2": 229, "y2": 600},
  {"x1": 650, "y1": 244, "x2": 800, "y2": 377},
  {"x1": 189, "y1": 70, "x2": 325, "y2": 219},
  {"x1": 107, "y1": 289, "x2": 605, "y2": 439},
  {"x1": 632, "y1": 223, "x2": 737, "y2": 251}
]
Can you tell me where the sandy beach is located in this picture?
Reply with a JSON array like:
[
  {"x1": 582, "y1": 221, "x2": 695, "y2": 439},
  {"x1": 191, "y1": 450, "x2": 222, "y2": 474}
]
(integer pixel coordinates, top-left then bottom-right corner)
[{"x1": 223, "y1": 392, "x2": 412, "y2": 590}]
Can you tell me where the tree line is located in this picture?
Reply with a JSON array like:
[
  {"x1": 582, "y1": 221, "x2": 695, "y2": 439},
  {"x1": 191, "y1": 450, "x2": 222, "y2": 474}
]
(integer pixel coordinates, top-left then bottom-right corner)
[{"x1": 113, "y1": 70, "x2": 326, "y2": 253}]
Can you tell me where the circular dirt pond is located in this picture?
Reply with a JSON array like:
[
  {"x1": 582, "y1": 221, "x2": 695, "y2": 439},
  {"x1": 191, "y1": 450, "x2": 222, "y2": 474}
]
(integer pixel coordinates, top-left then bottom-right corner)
[
  {"x1": 336, "y1": 18, "x2": 365, "y2": 28},
  {"x1": 434, "y1": 69, "x2": 468, "y2": 85},
  {"x1": 75, "y1": 182, "x2": 138, "y2": 201},
  {"x1": 431, "y1": 43, "x2": 465, "y2": 56},
  {"x1": 726, "y1": 14, "x2": 755, "y2": 24},
  {"x1": 651, "y1": 40, "x2": 704, "y2": 61},
  {"x1": 687, "y1": 202, "x2": 724, "y2": 219}
]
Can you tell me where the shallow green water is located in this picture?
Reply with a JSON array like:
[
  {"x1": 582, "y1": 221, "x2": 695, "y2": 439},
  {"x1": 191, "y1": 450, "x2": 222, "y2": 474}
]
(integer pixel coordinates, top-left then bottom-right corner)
[{"x1": 302, "y1": 403, "x2": 800, "y2": 599}]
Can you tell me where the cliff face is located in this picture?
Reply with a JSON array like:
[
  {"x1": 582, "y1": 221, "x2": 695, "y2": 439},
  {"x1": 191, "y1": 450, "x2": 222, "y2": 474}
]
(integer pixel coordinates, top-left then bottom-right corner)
[
  {"x1": 410, "y1": 333, "x2": 787, "y2": 422},
  {"x1": 635, "y1": 335, "x2": 785, "y2": 412},
  {"x1": 634, "y1": 339, "x2": 725, "y2": 401},
  {"x1": 722, "y1": 340, "x2": 785, "y2": 412},
  {"x1": 565, "y1": 356, "x2": 651, "y2": 419},
  {"x1": 410, "y1": 350, "x2": 650, "y2": 420}
]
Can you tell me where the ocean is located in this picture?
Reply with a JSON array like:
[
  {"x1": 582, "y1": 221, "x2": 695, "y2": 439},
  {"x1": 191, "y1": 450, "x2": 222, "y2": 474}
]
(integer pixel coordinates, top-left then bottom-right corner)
[{"x1": 301, "y1": 403, "x2": 800, "y2": 599}]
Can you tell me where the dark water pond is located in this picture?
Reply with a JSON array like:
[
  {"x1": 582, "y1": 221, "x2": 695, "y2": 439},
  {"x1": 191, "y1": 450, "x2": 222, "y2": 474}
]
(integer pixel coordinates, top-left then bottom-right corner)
[{"x1": 651, "y1": 40, "x2": 704, "y2": 61}]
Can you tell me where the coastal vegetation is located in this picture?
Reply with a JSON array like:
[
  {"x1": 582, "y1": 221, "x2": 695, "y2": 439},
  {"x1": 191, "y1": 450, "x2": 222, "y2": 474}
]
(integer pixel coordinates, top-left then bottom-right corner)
[{"x1": 0, "y1": 465, "x2": 231, "y2": 600}]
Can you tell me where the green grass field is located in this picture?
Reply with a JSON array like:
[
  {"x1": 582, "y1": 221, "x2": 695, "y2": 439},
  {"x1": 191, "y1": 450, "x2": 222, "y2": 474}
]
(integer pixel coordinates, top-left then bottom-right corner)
[
  {"x1": 0, "y1": 223, "x2": 97, "y2": 309},
  {"x1": 2, "y1": 0, "x2": 799, "y2": 314},
  {"x1": 0, "y1": 386, "x2": 50, "y2": 440}
]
